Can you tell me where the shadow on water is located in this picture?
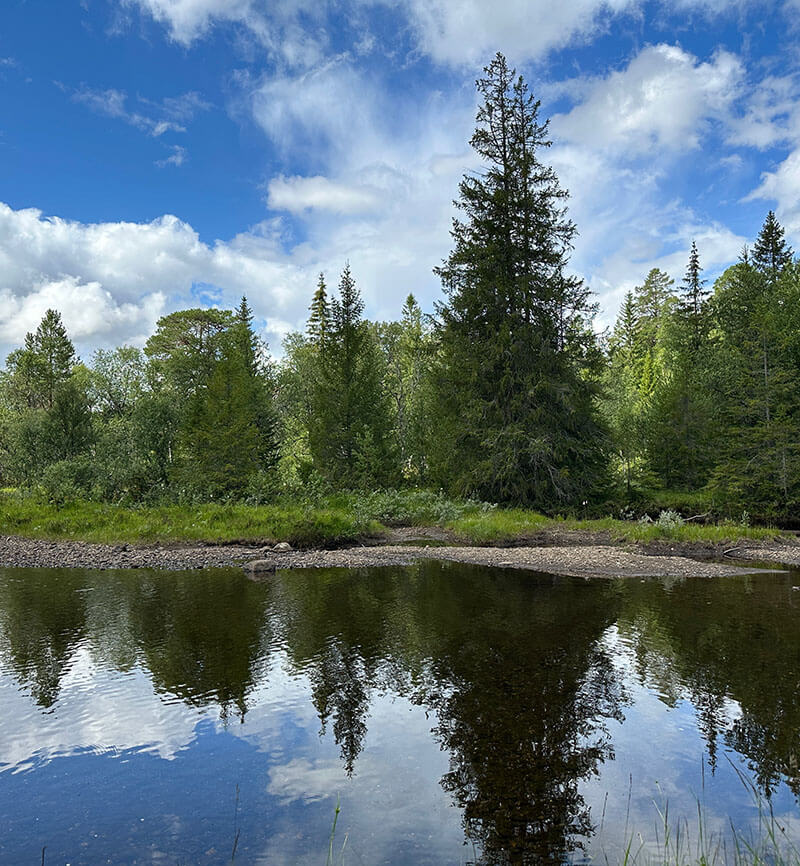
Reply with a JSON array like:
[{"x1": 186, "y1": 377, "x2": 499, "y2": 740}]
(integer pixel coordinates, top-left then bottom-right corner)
[{"x1": 0, "y1": 562, "x2": 799, "y2": 863}]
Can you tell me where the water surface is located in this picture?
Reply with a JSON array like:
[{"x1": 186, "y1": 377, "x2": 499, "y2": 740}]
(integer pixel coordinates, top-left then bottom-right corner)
[{"x1": 1, "y1": 562, "x2": 799, "y2": 864}]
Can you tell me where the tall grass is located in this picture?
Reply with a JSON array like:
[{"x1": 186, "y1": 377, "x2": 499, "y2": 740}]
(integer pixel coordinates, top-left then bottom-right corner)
[
  {"x1": 0, "y1": 488, "x2": 785, "y2": 547},
  {"x1": 601, "y1": 766, "x2": 800, "y2": 866}
]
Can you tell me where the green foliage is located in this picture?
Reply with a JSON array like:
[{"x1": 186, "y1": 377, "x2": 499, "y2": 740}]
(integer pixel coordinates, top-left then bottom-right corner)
[
  {"x1": 432, "y1": 52, "x2": 607, "y2": 507},
  {"x1": 144, "y1": 307, "x2": 235, "y2": 397},
  {"x1": 88, "y1": 346, "x2": 148, "y2": 416},
  {"x1": 374, "y1": 294, "x2": 435, "y2": 482},
  {"x1": 306, "y1": 265, "x2": 398, "y2": 488},
  {"x1": 38, "y1": 456, "x2": 95, "y2": 506},
  {"x1": 0, "y1": 491, "x2": 379, "y2": 546},
  {"x1": 2, "y1": 308, "x2": 77, "y2": 410}
]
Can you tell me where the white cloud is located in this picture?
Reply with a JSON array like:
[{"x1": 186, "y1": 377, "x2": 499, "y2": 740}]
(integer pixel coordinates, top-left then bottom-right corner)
[
  {"x1": 156, "y1": 144, "x2": 188, "y2": 167},
  {"x1": 0, "y1": 277, "x2": 165, "y2": 347},
  {"x1": 726, "y1": 74, "x2": 800, "y2": 149},
  {"x1": 249, "y1": 57, "x2": 380, "y2": 163},
  {"x1": 123, "y1": 0, "x2": 326, "y2": 67},
  {"x1": 554, "y1": 44, "x2": 743, "y2": 156},
  {"x1": 399, "y1": 0, "x2": 639, "y2": 66},
  {"x1": 72, "y1": 87, "x2": 198, "y2": 137},
  {"x1": 745, "y1": 148, "x2": 800, "y2": 236},
  {"x1": 268, "y1": 175, "x2": 381, "y2": 214},
  {"x1": 0, "y1": 203, "x2": 311, "y2": 356},
  {"x1": 123, "y1": 0, "x2": 254, "y2": 45}
]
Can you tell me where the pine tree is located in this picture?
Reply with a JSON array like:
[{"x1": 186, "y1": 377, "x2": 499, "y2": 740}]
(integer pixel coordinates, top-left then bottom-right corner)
[
  {"x1": 753, "y1": 210, "x2": 793, "y2": 281},
  {"x1": 432, "y1": 53, "x2": 605, "y2": 507},
  {"x1": 5, "y1": 309, "x2": 77, "y2": 409}
]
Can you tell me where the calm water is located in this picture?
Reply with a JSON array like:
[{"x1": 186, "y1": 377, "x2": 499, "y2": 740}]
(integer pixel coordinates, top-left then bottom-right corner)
[{"x1": 1, "y1": 562, "x2": 799, "y2": 865}]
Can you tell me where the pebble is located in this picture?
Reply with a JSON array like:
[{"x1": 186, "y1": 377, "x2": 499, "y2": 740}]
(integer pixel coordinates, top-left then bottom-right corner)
[{"x1": 0, "y1": 536, "x2": 783, "y2": 578}]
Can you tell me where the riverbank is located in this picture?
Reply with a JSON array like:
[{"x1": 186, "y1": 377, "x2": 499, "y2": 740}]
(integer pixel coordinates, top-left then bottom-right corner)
[
  {"x1": 0, "y1": 532, "x2": 791, "y2": 578},
  {"x1": 0, "y1": 491, "x2": 783, "y2": 548}
]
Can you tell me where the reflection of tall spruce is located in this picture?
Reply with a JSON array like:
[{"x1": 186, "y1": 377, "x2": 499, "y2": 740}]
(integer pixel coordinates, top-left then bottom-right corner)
[{"x1": 274, "y1": 563, "x2": 625, "y2": 862}]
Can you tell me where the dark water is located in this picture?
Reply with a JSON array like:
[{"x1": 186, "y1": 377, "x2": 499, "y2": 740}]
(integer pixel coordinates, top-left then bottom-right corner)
[{"x1": 1, "y1": 563, "x2": 800, "y2": 865}]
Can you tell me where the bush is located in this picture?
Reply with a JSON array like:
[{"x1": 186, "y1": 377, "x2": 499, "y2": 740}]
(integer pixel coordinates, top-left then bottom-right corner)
[{"x1": 38, "y1": 457, "x2": 95, "y2": 506}]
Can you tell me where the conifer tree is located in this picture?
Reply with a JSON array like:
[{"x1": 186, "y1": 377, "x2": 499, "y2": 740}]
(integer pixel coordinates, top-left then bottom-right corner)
[
  {"x1": 433, "y1": 53, "x2": 605, "y2": 507},
  {"x1": 612, "y1": 292, "x2": 638, "y2": 355},
  {"x1": 679, "y1": 241, "x2": 710, "y2": 349},
  {"x1": 307, "y1": 274, "x2": 330, "y2": 347},
  {"x1": 753, "y1": 210, "x2": 793, "y2": 281},
  {"x1": 4, "y1": 309, "x2": 77, "y2": 409},
  {"x1": 233, "y1": 295, "x2": 280, "y2": 475},
  {"x1": 308, "y1": 265, "x2": 396, "y2": 487},
  {"x1": 634, "y1": 269, "x2": 675, "y2": 324}
]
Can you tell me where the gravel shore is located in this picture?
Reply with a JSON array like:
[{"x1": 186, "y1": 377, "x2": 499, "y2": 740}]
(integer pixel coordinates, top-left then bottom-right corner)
[{"x1": 0, "y1": 534, "x2": 786, "y2": 578}]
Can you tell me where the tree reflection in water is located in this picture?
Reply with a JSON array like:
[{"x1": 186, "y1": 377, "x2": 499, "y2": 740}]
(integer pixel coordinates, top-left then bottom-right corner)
[
  {"x1": 3, "y1": 563, "x2": 800, "y2": 863},
  {"x1": 276, "y1": 563, "x2": 627, "y2": 863}
]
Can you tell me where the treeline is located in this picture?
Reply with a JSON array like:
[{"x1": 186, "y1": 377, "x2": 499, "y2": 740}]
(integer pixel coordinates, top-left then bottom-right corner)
[
  {"x1": 1, "y1": 54, "x2": 798, "y2": 518},
  {"x1": 604, "y1": 211, "x2": 800, "y2": 518}
]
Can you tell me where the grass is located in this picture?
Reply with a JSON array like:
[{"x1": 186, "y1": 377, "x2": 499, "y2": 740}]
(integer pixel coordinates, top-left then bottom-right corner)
[
  {"x1": 0, "y1": 494, "x2": 380, "y2": 547},
  {"x1": 445, "y1": 511, "x2": 780, "y2": 546},
  {"x1": 603, "y1": 766, "x2": 800, "y2": 866},
  {"x1": 0, "y1": 488, "x2": 786, "y2": 547}
]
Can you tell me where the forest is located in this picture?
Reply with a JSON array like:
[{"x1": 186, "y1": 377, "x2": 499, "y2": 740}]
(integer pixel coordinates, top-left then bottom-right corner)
[{"x1": 1, "y1": 54, "x2": 798, "y2": 523}]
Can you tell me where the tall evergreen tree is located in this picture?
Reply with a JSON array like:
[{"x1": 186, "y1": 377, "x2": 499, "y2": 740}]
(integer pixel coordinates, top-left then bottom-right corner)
[
  {"x1": 678, "y1": 242, "x2": 710, "y2": 345},
  {"x1": 308, "y1": 265, "x2": 396, "y2": 487},
  {"x1": 307, "y1": 274, "x2": 330, "y2": 347},
  {"x1": 432, "y1": 53, "x2": 605, "y2": 507},
  {"x1": 753, "y1": 210, "x2": 793, "y2": 281},
  {"x1": 645, "y1": 244, "x2": 714, "y2": 488}
]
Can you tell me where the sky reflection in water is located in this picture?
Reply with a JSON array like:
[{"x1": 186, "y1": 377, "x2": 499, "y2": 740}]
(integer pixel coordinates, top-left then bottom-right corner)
[{"x1": 0, "y1": 563, "x2": 798, "y2": 864}]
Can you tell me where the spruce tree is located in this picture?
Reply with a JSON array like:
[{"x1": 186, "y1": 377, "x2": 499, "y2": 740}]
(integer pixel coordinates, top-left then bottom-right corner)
[
  {"x1": 753, "y1": 210, "x2": 793, "y2": 281},
  {"x1": 612, "y1": 292, "x2": 638, "y2": 355},
  {"x1": 233, "y1": 295, "x2": 280, "y2": 475},
  {"x1": 678, "y1": 241, "x2": 710, "y2": 349},
  {"x1": 433, "y1": 53, "x2": 605, "y2": 507},
  {"x1": 307, "y1": 274, "x2": 330, "y2": 347},
  {"x1": 308, "y1": 265, "x2": 396, "y2": 487}
]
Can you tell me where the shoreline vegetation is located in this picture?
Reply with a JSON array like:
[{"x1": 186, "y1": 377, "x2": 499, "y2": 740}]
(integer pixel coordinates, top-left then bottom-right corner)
[
  {"x1": 2, "y1": 57, "x2": 800, "y2": 534},
  {"x1": 0, "y1": 488, "x2": 785, "y2": 548}
]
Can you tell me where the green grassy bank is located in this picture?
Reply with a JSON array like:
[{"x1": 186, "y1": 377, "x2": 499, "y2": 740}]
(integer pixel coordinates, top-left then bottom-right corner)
[{"x1": 0, "y1": 489, "x2": 784, "y2": 547}]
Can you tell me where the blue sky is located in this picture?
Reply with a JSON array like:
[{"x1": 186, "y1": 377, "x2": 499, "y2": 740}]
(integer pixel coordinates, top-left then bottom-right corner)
[{"x1": 1, "y1": 0, "x2": 798, "y2": 357}]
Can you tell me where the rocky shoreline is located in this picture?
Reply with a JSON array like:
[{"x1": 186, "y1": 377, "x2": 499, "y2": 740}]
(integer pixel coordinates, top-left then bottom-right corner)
[{"x1": 0, "y1": 534, "x2": 790, "y2": 578}]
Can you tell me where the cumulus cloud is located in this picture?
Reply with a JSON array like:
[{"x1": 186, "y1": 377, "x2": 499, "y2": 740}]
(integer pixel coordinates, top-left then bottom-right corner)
[
  {"x1": 0, "y1": 203, "x2": 309, "y2": 357},
  {"x1": 746, "y1": 149, "x2": 800, "y2": 235},
  {"x1": 0, "y1": 277, "x2": 165, "y2": 347},
  {"x1": 554, "y1": 45, "x2": 743, "y2": 155},
  {"x1": 399, "y1": 0, "x2": 640, "y2": 66}
]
